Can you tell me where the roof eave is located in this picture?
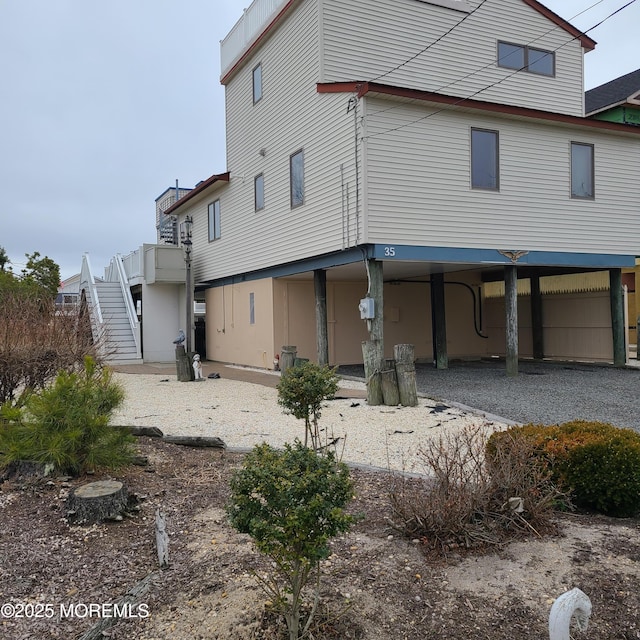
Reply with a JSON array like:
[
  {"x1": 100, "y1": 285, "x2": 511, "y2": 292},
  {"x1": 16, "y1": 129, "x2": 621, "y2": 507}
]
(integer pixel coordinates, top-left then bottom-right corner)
[{"x1": 163, "y1": 172, "x2": 230, "y2": 216}]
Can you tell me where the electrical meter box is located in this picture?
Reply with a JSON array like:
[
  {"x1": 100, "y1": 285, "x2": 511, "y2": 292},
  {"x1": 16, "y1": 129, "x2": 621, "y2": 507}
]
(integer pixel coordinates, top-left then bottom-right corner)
[{"x1": 358, "y1": 297, "x2": 375, "y2": 319}]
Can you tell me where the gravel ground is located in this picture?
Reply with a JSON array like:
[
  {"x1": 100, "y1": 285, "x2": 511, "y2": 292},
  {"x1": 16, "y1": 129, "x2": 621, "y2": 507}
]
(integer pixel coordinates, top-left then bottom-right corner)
[
  {"x1": 109, "y1": 372, "x2": 506, "y2": 474},
  {"x1": 340, "y1": 359, "x2": 640, "y2": 431}
]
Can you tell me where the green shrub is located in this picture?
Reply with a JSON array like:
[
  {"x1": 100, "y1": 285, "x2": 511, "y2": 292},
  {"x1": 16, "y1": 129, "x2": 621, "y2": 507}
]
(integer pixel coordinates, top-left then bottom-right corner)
[
  {"x1": 488, "y1": 420, "x2": 640, "y2": 518},
  {"x1": 0, "y1": 357, "x2": 134, "y2": 475},
  {"x1": 277, "y1": 361, "x2": 339, "y2": 451},
  {"x1": 227, "y1": 441, "x2": 355, "y2": 639}
]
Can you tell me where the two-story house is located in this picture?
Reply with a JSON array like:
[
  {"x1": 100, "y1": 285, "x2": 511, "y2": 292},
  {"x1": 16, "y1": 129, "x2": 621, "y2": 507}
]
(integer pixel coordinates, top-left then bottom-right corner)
[{"x1": 164, "y1": 0, "x2": 640, "y2": 372}]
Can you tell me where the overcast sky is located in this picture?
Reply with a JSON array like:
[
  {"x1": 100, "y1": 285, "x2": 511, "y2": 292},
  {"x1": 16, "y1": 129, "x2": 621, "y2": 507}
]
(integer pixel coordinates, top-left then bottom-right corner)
[{"x1": 1, "y1": 0, "x2": 637, "y2": 282}]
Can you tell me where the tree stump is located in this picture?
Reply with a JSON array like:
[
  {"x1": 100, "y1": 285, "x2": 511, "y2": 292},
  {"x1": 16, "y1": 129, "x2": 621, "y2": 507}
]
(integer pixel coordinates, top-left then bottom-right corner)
[
  {"x1": 67, "y1": 480, "x2": 129, "y2": 525},
  {"x1": 280, "y1": 346, "x2": 297, "y2": 375}
]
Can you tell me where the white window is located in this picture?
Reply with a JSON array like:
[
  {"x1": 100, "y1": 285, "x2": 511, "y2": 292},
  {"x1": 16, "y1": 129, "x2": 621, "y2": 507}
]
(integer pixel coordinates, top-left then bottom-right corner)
[
  {"x1": 290, "y1": 150, "x2": 304, "y2": 207},
  {"x1": 498, "y1": 41, "x2": 554, "y2": 77},
  {"x1": 253, "y1": 63, "x2": 262, "y2": 104},
  {"x1": 255, "y1": 174, "x2": 264, "y2": 211},
  {"x1": 471, "y1": 128, "x2": 499, "y2": 191},
  {"x1": 571, "y1": 142, "x2": 594, "y2": 199},
  {"x1": 208, "y1": 200, "x2": 221, "y2": 241}
]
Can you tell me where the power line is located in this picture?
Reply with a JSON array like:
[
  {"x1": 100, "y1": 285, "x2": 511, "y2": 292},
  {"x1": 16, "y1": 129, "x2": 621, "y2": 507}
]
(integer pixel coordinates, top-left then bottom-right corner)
[
  {"x1": 369, "y1": 0, "x2": 490, "y2": 83},
  {"x1": 363, "y1": 0, "x2": 637, "y2": 141},
  {"x1": 365, "y1": 0, "x2": 608, "y2": 122}
]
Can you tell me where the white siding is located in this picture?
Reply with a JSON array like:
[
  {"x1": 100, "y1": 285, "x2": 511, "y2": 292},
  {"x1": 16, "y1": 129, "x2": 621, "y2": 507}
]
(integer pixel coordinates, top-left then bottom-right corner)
[
  {"x1": 193, "y1": 0, "x2": 359, "y2": 283},
  {"x1": 364, "y1": 96, "x2": 640, "y2": 255},
  {"x1": 322, "y1": 0, "x2": 585, "y2": 116}
]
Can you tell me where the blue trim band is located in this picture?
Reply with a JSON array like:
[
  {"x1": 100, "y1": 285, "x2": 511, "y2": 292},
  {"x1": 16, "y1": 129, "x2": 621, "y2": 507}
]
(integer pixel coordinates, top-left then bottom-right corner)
[{"x1": 197, "y1": 244, "x2": 634, "y2": 289}]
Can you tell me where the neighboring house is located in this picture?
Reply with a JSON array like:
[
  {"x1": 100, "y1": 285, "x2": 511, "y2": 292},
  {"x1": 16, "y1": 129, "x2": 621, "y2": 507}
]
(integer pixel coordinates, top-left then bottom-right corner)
[
  {"x1": 585, "y1": 69, "x2": 640, "y2": 347},
  {"x1": 156, "y1": 185, "x2": 193, "y2": 245},
  {"x1": 56, "y1": 273, "x2": 82, "y2": 309},
  {"x1": 586, "y1": 68, "x2": 640, "y2": 126},
  {"x1": 163, "y1": 0, "x2": 640, "y2": 371}
]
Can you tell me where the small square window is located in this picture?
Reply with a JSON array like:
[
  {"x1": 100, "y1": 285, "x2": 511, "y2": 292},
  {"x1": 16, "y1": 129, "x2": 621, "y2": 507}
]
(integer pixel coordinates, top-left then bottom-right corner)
[
  {"x1": 471, "y1": 128, "x2": 499, "y2": 190},
  {"x1": 290, "y1": 150, "x2": 304, "y2": 208},
  {"x1": 253, "y1": 64, "x2": 262, "y2": 104},
  {"x1": 208, "y1": 200, "x2": 221, "y2": 241},
  {"x1": 255, "y1": 174, "x2": 264, "y2": 211},
  {"x1": 571, "y1": 142, "x2": 594, "y2": 199}
]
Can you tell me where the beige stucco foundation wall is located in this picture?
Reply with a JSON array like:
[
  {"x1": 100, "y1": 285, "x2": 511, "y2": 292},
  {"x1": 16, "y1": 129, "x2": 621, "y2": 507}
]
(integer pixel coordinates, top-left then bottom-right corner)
[
  {"x1": 204, "y1": 279, "x2": 275, "y2": 368},
  {"x1": 273, "y1": 274, "x2": 491, "y2": 366},
  {"x1": 483, "y1": 290, "x2": 613, "y2": 362}
]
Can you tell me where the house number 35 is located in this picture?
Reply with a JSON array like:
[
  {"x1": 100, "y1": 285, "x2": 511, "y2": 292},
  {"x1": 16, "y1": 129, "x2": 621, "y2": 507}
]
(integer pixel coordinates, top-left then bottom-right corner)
[{"x1": 384, "y1": 246, "x2": 396, "y2": 257}]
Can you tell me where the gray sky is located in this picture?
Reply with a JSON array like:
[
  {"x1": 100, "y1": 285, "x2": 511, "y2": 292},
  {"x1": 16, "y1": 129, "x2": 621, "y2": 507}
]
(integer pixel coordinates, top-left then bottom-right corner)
[{"x1": 1, "y1": 0, "x2": 637, "y2": 282}]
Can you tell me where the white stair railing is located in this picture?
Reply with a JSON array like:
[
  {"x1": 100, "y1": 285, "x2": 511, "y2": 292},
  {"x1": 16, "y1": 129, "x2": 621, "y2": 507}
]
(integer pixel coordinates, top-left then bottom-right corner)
[
  {"x1": 80, "y1": 253, "x2": 103, "y2": 339},
  {"x1": 113, "y1": 253, "x2": 142, "y2": 359}
]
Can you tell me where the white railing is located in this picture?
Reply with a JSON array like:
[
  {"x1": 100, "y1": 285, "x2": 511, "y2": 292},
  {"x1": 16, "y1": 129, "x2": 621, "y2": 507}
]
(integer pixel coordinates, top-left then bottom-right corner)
[
  {"x1": 80, "y1": 253, "x2": 103, "y2": 326},
  {"x1": 114, "y1": 254, "x2": 142, "y2": 359},
  {"x1": 121, "y1": 248, "x2": 144, "y2": 280},
  {"x1": 220, "y1": 0, "x2": 287, "y2": 75}
]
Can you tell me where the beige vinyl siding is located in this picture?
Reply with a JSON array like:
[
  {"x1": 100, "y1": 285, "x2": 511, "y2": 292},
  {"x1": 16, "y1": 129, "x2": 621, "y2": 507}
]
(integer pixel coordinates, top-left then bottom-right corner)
[
  {"x1": 195, "y1": 0, "x2": 358, "y2": 283},
  {"x1": 364, "y1": 96, "x2": 640, "y2": 255},
  {"x1": 322, "y1": 0, "x2": 584, "y2": 116}
]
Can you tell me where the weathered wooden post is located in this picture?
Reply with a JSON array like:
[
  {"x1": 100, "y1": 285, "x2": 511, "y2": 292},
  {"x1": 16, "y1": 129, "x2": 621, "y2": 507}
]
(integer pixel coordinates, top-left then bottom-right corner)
[
  {"x1": 362, "y1": 339, "x2": 384, "y2": 405},
  {"x1": 394, "y1": 344, "x2": 418, "y2": 407},
  {"x1": 610, "y1": 269, "x2": 626, "y2": 367},
  {"x1": 280, "y1": 346, "x2": 297, "y2": 375},
  {"x1": 175, "y1": 345, "x2": 194, "y2": 382},
  {"x1": 505, "y1": 264, "x2": 518, "y2": 377},
  {"x1": 380, "y1": 364, "x2": 400, "y2": 406},
  {"x1": 314, "y1": 269, "x2": 329, "y2": 366},
  {"x1": 362, "y1": 258, "x2": 385, "y2": 405}
]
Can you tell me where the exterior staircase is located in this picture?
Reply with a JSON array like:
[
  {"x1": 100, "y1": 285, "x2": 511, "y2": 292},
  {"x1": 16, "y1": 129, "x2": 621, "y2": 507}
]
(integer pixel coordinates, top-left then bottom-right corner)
[
  {"x1": 95, "y1": 282, "x2": 141, "y2": 364},
  {"x1": 80, "y1": 253, "x2": 142, "y2": 366}
]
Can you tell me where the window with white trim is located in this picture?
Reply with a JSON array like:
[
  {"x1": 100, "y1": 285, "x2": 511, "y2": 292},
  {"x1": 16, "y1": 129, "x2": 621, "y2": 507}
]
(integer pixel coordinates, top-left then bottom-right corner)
[{"x1": 208, "y1": 200, "x2": 221, "y2": 241}]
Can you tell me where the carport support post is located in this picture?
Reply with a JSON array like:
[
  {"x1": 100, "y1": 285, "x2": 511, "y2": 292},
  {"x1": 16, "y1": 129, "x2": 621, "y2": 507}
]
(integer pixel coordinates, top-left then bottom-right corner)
[
  {"x1": 362, "y1": 259, "x2": 385, "y2": 405},
  {"x1": 505, "y1": 264, "x2": 518, "y2": 376},
  {"x1": 430, "y1": 272, "x2": 448, "y2": 369},
  {"x1": 531, "y1": 274, "x2": 544, "y2": 360},
  {"x1": 314, "y1": 269, "x2": 329, "y2": 366},
  {"x1": 610, "y1": 269, "x2": 625, "y2": 367}
]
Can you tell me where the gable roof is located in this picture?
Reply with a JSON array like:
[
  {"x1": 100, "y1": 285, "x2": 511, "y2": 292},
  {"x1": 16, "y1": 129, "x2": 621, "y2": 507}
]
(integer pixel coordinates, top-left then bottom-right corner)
[
  {"x1": 585, "y1": 68, "x2": 640, "y2": 115},
  {"x1": 220, "y1": 0, "x2": 596, "y2": 84}
]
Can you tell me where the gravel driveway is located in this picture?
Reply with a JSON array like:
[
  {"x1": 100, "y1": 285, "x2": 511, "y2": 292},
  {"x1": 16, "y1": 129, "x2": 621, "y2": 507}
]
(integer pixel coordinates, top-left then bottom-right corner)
[{"x1": 339, "y1": 360, "x2": 640, "y2": 431}]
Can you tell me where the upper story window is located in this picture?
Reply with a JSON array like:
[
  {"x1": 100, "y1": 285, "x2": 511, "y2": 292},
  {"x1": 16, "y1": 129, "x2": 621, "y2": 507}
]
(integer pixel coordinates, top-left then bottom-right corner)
[
  {"x1": 290, "y1": 149, "x2": 304, "y2": 208},
  {"x1": 208, "y1": 200, "x2": 221, "y2": 241},
  {"x1": 252, "y1": 63, "x2": 262, "y2": 104},
  {"x1": 255, "y1": 173, "x2": 265, "y2": 211},
  {"x1": 571, "y1": 142, "x2": 594, "y2": 199},
  {"x1": 471, "y1": 128, "x2": 499, "y2": 191},
  {"x1": 498, "y1": 41, "x2": 554, "y2": 77}
]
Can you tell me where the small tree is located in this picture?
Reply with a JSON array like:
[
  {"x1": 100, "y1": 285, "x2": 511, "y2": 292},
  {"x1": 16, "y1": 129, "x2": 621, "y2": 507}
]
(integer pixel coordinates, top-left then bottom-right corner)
[
  {"x1": 227, "y1": 441, "x2": 355, "y2": 639},
  {"x1": 277, "y1": 362, "x2": 339, "y2": 450},
  {"x1": 0, "y1": 357, "x2": 134, "y2": 475}
]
